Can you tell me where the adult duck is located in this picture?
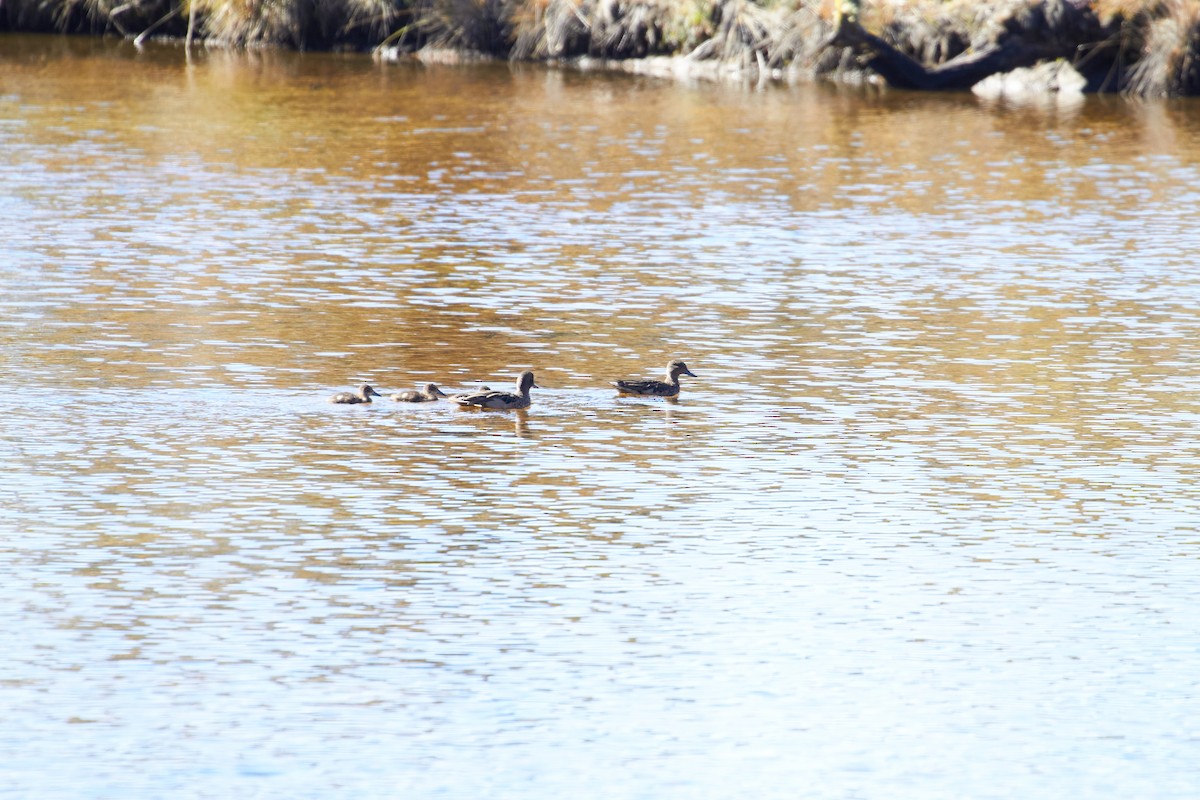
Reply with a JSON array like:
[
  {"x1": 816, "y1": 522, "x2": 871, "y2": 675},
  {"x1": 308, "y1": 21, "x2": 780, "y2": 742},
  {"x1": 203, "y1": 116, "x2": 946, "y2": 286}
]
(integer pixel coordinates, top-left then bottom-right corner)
[
  {"x1": 450, "y1": 371, "x2": 539, "y2": 410},
  {"x1": 613, "y1": 359, "x2": 697, "y2": 397}
]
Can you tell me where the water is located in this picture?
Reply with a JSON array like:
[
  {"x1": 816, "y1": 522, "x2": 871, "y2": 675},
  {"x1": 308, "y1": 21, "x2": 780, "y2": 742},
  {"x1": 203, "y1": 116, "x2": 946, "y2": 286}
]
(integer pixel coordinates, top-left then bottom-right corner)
[{"x1": 3, "y1": 33, "x2": 1200, "y2": 798}]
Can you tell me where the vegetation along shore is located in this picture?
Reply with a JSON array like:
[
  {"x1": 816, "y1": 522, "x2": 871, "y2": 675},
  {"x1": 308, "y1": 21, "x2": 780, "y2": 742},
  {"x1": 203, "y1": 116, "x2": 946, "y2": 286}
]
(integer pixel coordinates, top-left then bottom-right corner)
[{"x1": 4, "y1": 0, "x2": 1200, "y2": 96}]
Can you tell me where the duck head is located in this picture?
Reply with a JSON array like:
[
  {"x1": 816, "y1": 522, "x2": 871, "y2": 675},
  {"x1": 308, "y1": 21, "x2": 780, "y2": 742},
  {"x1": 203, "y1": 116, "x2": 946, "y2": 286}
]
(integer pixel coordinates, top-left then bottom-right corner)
[
  {"x1": 517, "y1": 371, "x2": 540, "y2": 392},
  {"x1": 667, "y1": 360, "x2": 697, "y2": 378}
]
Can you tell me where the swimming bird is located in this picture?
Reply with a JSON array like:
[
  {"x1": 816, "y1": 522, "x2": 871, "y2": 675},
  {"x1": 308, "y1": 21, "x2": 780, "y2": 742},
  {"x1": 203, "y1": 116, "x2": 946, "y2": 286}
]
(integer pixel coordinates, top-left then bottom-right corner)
[
  {"x1": 329, "y1": 384, "x2": 382, "y2": 404},
  {"x1": 613, "y1": 359, "x2": 697, "y2": 397},
  {"x1": 391, "y1": 383, "x2": 448, "y2": 403},
  {"x1": 450, "y1": 371, "x2": 539, "y2": 410}
]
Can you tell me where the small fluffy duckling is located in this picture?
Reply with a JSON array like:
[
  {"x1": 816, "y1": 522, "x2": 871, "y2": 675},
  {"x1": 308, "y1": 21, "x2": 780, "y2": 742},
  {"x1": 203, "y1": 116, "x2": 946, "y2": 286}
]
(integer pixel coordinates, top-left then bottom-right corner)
[
  {"x1": 450, "y1": 371, "x2": 539, "y2": 410},
  {"x1": 392, "y1": 383, "x2": 448, "y2": 403},
  {"x1": 613, "y1": 359, "x2": 697, "y2": 397},
  {"x1": 329, "y1": 384, "x2": 382, "y2": 404}
]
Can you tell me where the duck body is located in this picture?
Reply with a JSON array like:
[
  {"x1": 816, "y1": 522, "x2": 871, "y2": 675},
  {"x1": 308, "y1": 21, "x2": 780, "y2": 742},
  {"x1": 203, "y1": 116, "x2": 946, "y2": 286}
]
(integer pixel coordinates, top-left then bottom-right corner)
[
  {"x1": 330, "y1": 384, "x2": 382, "y2": 404},
  {"x1": 450, "y1": 371, "x2": 539, "y2": 410},
  {"x1": 392, "y1": 383, "x2": 448, "y2": 403},
  {"x1": 613, "y1": 359, "x2": 697, "y2": 397}
]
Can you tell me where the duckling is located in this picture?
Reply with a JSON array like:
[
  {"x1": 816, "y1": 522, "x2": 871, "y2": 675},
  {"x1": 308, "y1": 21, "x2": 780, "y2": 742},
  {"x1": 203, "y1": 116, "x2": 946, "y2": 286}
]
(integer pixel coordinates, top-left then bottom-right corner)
[
  {"x1": 329, "y1": 384, "x2": 382, "y2": 404},
  {"x1": 450, "y1": 371, "x2": 539, "y2": 410},
  {"x1": 391, "y1": 383, "x2": 448, "y2": 403},
  {"x1": 613, "y1": 359, "x2": 697, "y2": 397}
]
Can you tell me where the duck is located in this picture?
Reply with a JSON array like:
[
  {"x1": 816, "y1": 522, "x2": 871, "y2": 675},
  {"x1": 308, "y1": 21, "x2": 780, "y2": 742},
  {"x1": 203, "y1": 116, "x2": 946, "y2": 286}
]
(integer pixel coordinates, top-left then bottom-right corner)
[
  {"x1": 329, "y1": 384, "x2": 382, "y2": 404},
  {"x1": 391, "y1": 383, "x2": 448, "y2": 403},
  {"x1": 613, "y1": 359, "x2": 697, "y2": 397},
  {"x1": 450, "y1": 371, "x2": 539, "y2": 410}
]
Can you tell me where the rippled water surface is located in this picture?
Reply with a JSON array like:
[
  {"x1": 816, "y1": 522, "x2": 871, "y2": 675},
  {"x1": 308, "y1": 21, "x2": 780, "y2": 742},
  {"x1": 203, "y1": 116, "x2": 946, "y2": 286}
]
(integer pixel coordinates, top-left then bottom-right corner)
[{"x1": 4, "y1": 33, "x2": 1200, "y2": 798}]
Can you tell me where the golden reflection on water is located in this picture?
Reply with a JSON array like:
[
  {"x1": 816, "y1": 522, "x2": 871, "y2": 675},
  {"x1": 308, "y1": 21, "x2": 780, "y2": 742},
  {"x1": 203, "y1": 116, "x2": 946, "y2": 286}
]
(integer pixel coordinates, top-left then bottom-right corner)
[{"x1": 5, "y1": 33, "x2": 1200, "y2": 798}]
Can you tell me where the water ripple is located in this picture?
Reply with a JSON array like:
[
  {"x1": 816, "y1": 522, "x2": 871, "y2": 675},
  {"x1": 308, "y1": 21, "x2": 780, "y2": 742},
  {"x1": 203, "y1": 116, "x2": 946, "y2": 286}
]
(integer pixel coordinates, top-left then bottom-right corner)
[{"x1": 5, "y1": 39, "x2": 1200, "y2": 800}]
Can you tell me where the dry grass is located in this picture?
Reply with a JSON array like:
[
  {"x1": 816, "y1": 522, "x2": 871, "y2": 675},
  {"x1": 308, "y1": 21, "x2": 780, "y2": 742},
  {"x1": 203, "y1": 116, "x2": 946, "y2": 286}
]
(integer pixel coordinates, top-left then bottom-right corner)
[
  {"x1": 686, "y1": 0, "x2": 776, "y2": 67},
  {"x1": 192, "y1": 0, "x2": 306, "y2": 45},
  {"x1": 507, "y1": 0, "x2": 700, "y2": 60},
  {"x1": 870, "y1": 0, "x2": 982, "y2": 63},
  {"x1": 38, "y1": 0, "x2": 174, "y2": 34},
  {"x1": 413, "y1": 0, "x2": 510, "y2": 51},
  {"x1": 1116, "y1": 0, "x2": 1200, "y2": 94},
  {"x1": 9, "y1": 0, "x2": 1200, "y2": 95},
  {"x1": 340, "y1": 0, "x2": 409, "y2": 42},
  {"x1": 186, "y1": 0, "x2": 412, "y2": 46},
  {"x1": 764, "y1": 2, "x2": 833, "y2": 72},
  {"x1": 588, "y1": 0, "x2": 681, "y2": 57},
  {"x1": 506, "y1": 0, "x2": 587, "y2": 58}
]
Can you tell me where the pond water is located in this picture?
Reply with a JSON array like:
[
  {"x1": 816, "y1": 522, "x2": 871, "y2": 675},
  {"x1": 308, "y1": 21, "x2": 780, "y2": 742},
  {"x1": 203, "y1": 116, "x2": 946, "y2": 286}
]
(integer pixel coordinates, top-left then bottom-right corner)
[{"x1": 3, "y1": 32, "x2": 1200, "y2": 798}]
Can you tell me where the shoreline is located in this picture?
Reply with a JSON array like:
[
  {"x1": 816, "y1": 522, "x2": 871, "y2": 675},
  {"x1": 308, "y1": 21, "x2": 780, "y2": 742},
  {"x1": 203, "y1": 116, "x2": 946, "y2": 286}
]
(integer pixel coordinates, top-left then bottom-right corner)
[{"x1": 4, "y1": 1, "x2": 1199, "y2": 97}]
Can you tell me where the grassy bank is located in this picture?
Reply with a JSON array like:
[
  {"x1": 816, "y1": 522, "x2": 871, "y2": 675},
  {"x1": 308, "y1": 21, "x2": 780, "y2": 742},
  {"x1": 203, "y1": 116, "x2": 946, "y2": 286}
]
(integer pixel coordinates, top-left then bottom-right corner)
[{"x1": 4, "y1": 0, "x2": 1200, "y2": 96}]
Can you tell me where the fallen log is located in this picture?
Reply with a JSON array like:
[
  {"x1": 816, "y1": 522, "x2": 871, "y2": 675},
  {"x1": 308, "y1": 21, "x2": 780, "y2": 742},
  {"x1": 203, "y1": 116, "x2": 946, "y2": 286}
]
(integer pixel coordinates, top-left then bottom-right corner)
[{"x1": 827, "y1": 0, "x2": 1112, "y2": 91}]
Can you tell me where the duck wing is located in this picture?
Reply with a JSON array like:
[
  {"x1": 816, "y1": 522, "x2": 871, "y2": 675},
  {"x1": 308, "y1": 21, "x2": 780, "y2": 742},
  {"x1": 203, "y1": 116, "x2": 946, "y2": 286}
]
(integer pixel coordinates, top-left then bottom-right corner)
[
  {"x1": 451, "y1": 389, "x2": 521, "y2": 408},
  {"x1": 613, "y1": 379, "x2": 674, "y2": 396}
]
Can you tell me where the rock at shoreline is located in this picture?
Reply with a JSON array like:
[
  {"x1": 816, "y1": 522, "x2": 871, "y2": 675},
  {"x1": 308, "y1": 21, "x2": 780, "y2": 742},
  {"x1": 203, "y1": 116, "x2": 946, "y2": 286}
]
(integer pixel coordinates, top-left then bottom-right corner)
[{"x1": 971, "y1": 60, "x2": 1087, "y2": 104}]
